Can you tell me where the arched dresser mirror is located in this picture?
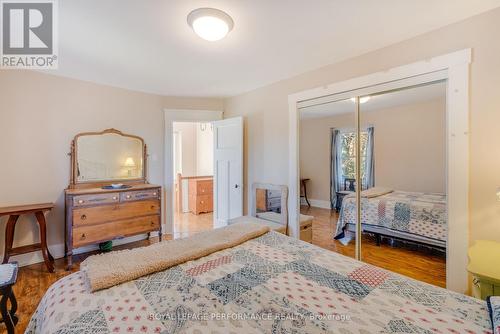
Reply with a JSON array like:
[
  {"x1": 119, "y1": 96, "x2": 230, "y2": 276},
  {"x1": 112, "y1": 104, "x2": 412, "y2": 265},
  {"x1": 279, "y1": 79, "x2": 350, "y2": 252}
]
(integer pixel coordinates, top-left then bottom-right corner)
[{"x1": 64, "y1": 129, "x2": 162, "y2": 269}]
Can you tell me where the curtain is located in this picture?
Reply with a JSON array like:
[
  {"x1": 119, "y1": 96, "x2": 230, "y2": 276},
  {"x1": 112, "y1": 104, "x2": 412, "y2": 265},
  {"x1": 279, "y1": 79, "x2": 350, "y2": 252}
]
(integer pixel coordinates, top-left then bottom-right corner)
[
  {"x1": 330, "y1": 129, "x2": 341, "y2": 209},
  {"x1": 364, "y1": 126, "x2": 375, "y2": 189}
]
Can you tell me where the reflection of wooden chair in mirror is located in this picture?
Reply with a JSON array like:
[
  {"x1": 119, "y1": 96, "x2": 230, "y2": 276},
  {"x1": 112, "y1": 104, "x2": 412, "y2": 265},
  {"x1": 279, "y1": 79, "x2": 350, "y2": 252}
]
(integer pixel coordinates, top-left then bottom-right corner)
[{"x1": 344, "y1": 178, "x2": 356, "y2": 191}]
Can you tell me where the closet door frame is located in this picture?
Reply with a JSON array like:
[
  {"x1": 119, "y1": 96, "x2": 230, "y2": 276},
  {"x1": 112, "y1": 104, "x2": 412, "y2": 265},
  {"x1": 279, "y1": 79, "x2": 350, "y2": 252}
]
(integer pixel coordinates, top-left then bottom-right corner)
[{"x1": 289, "y1": 49, "x2": 471, "y2": 293}]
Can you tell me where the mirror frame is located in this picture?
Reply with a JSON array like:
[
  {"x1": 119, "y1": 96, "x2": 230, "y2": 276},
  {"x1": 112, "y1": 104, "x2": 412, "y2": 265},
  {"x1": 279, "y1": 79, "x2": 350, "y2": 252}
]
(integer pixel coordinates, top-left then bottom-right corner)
[
  {"x1": 69, "y1": 128, "x2": 148, "y2": 188},
  {"x1": 251, "y1": 182, "x2": 289, "y2": 233}
]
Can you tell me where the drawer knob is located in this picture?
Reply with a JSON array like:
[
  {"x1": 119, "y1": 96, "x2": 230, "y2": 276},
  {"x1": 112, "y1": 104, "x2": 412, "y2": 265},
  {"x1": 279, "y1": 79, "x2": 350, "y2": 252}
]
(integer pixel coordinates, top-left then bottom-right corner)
[
  {"x1": 201, "y1": 201, "x2": 204, "y2": 204},
  {"x1": 81, "y1": 233, "x2": 86, "y2": 239},
  {"x1": 78, "y1": 199, "x2": 84, "y2": 204},
  {"x1": 153, "y1": 192, "x2": 157, "y2": 196},
  {"x1": 150, "y1": 205, "x2": 155, "y2": 210},
  {"x1": 126, "y1": 195, "x2": 131, "y2": 199},
  {"x1": 81, "y1": 214, "x2": 87, "y2": 220},
  {"x1": 151, "y1": 221, "x2": 155, "y2": 226},
  {"x1": 112, "y1": 196, "x2": 118, "y2": 200}
]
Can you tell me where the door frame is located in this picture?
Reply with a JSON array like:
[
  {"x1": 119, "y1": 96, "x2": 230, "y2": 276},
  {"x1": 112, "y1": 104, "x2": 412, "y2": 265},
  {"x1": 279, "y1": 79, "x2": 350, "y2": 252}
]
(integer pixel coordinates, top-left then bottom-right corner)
[
  {"x1": 288, "y1": 49, "x2": 471, "y2": 293},
  {"x1": 163, "y1": 109, "x2": 223, "y2": 234}
]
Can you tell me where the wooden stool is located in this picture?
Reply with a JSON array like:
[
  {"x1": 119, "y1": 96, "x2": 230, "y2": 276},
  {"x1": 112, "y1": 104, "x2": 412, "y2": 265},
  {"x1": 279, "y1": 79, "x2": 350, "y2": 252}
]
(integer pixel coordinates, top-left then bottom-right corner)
[
  {"x1": 0, "y1": 262, "x2": 18, "y2": 334},
  {"x1": 1, "y1": 203, "x2": 55, "y2": 273}
]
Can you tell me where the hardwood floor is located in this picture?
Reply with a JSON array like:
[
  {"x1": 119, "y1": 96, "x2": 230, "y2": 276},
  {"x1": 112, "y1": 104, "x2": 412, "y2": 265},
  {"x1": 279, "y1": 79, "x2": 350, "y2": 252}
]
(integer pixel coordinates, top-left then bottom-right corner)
[
  {"x1": 173, "y1": 211, "x2": 213, "y2": 238},
  {"x1": 9, "y1": 208, "x2": 445, "y2": 333},
  {"x1": 301, "y1": 205, "x2": 446, "y2": 288}
]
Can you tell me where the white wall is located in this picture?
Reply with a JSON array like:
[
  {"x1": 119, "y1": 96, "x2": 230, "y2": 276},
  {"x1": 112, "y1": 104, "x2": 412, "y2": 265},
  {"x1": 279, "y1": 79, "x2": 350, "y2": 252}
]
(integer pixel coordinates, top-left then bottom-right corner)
[
  {"x1": 196, "y1": 124, "x2": 214, "y2": 176},
  {"x1": 172, "y1": 122, "x2": 214, "y2": 178},
  {"x1": 173, "y1": 122, "x2": 198, "y2": 177}
]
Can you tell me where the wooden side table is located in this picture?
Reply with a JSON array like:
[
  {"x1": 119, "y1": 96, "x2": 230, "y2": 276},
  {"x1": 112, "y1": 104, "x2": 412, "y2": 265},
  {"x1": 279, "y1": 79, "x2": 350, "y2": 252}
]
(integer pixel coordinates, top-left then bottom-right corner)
[
  {"x1": 0, "y1": 262, "x2": 18, "y2": 334},
  {"x1": 0, "y1": 203, "x2": 55, "y2": 273},
  {"x1": 467, "y1": 240, "x2": 500, "y2": 299},
  {"x1": 335, "y1": 191, "x2": 353, "y2": 212}
]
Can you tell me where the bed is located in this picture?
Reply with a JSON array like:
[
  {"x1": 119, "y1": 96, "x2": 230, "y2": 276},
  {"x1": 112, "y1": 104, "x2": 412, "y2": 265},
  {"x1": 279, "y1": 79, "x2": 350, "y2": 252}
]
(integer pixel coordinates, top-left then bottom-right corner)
[
  {"x1": 26, "y1": 222, "x2": 490, "y2": 334},
  {"x1": 335, "y1": 190, "x2": 447, "y2": 248}
]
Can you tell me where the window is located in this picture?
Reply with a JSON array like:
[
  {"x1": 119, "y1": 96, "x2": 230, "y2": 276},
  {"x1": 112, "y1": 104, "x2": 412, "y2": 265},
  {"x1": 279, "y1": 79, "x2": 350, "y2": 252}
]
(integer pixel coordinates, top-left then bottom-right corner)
[{"x1": 339, "y1": 131, "x2": 368, "y2": 186}]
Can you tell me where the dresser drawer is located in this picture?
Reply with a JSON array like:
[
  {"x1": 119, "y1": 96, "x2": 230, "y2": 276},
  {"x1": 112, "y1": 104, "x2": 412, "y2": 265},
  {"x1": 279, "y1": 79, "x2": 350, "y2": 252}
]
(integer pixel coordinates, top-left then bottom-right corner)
[
  {"x1": 73, "y1": 193, "x2": 119, "y2": 207},
  {"x1": 189, "y1": 179, "x2": 213, "y2": 195},
  {"x1": 196, "y1": 180, "x2": 212, "y2": 195},
  {"x1": 267, "y1": 197, "x2": 281, "y2": 210},
  {"x1": 120, "y1": 189, "x2": 160, "y2": 202},
  {"x1": 73, "y1": 200, "x2": 160, "y2": 226},
  {"x1": 196, "y1": 194, "x2": 213, "y2": 213},
  {"x1": 73, "y1": 215, "x2": 160, "y2": 247}
]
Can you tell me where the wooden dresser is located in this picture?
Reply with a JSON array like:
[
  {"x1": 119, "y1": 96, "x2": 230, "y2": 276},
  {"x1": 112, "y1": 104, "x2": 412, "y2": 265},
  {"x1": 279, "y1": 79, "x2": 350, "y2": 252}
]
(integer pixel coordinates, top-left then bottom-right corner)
[
  {"x1": 65, "y1": 128, "x2": 162, "y2": 269},
  {"x1": 65, "y1": 184, "x2": 162, "y2": 268},
  {"x1": 188, "y1": 178, "x2": 213, "y2": 215},
  {"x1": 256, "y1": 188, "x2": 282, "y2": 213}
]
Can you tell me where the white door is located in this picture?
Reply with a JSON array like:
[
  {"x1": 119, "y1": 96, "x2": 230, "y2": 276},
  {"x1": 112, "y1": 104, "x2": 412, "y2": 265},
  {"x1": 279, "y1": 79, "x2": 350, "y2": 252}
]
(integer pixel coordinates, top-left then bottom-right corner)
[{"x1": 213, "y1": 117, "x2": 243, "y2": 228}]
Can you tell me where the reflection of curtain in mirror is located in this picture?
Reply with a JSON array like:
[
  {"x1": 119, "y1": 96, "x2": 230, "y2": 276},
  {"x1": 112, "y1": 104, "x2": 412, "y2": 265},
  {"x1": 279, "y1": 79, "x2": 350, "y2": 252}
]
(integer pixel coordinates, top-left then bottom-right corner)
[
  {"x1": 364, "y1": 126, "x2": 375, "y2": 189},
  {"x1": 330, "y1": 129, "x2": 341, "y2": 209}
]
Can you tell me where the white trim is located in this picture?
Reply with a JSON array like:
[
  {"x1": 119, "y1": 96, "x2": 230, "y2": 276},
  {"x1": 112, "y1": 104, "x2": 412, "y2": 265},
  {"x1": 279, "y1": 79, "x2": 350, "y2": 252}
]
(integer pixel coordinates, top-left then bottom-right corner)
[
  {"x1": 10, "y1": 234, "x2": 147, "y2": 268},
  {"x1": 289, "y1": 49, "x2": 471, "y2": 293},
  {"x1": 301, "y1": 198, "x2": 331, "y2": 209},
  {"x1": 163, "y1": 109, "x2": 223, "y2": 234}
]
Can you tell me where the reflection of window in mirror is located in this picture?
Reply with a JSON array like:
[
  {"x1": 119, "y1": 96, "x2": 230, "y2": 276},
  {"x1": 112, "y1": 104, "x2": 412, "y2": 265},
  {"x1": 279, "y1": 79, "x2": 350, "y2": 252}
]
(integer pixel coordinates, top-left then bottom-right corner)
[{"x1": 335, "y1": 130, "x2": 373, "y2": 190}]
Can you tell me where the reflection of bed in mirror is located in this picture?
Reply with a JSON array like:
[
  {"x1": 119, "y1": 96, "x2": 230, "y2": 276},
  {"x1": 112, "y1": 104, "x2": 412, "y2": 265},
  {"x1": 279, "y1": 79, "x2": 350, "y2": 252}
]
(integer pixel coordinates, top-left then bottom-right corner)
[{"x1": 334, "y1": 188, "x2": 446, "y2": 248}]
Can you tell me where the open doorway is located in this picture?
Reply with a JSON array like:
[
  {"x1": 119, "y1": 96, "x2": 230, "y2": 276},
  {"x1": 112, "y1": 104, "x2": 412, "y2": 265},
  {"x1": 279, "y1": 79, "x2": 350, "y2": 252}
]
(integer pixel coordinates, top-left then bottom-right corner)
[
  {"x1": 164, "y1": 109, "x2": 223, "y2": 237},
  {"x1": 173, "y1": 121, "x2": 214, "y2": 238}
]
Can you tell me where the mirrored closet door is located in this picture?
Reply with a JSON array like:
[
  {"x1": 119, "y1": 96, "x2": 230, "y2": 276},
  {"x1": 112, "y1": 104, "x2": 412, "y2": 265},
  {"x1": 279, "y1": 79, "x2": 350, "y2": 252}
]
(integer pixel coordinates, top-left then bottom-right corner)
[
  {"x1": 358, "y1": 81, "x2": 447, "y2": 287},
  {"x1": 299, "y1": 95, "x2": 358, "y2": 259},
  {"x1": 298, "y1": 76, "x2": 447, "y2": 287}
]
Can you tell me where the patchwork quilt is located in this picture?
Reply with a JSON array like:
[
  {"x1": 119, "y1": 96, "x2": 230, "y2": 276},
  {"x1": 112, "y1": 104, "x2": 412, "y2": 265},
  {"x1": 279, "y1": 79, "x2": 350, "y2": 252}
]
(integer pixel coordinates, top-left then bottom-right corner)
[
  {"x1": 336, "y1": 191, "x2": 447, "y2": 244},
  {"x1": 26, "y1": 231, "x2": 490, "y2": 334}
]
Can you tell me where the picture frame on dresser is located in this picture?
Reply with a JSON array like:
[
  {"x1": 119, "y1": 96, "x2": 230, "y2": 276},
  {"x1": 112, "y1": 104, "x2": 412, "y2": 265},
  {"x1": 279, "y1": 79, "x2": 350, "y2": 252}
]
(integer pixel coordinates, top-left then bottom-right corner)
[{"x1": 65, "y1": 129, "x2": 162, "y2": 270}]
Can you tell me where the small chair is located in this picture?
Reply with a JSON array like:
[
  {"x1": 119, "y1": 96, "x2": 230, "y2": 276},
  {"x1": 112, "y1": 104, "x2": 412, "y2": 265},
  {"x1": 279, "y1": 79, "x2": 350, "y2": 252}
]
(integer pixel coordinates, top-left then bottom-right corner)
[
  {"x1": 251, "y1": 183, "x2": 314, "y2": 242},
  {"x1": 0, "y1": 262, "x2": 18, "y2": 334}
]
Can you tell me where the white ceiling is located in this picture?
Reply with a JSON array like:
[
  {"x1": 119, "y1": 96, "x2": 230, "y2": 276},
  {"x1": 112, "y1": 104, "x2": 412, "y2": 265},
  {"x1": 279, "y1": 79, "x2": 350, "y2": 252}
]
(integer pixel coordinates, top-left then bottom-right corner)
[
  {"x1": 50, "y1": 0, "x2": 500, "y2": 97},
  {"x1": 300, "y1": 81, "x2": 446, "y2": 120}
]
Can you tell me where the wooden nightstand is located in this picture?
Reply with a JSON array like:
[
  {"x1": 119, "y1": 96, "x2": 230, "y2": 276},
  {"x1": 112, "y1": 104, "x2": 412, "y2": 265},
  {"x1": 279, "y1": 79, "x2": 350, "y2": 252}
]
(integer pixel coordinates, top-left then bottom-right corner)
[
  {"x1": 0, "y1": 262, "x2": 18, "y2": 334},
  {"x1": 335, "y1": 191, "x2": 353, "y2": 212},
  {"x1": 467, "y1": 240, "x2": 500, "y2": 300}
]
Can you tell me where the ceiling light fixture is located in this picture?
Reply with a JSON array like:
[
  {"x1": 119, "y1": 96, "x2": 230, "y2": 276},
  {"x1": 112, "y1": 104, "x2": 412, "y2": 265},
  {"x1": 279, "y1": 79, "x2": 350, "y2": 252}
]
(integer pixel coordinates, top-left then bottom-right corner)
[
  {"x1": 187, "y1": 8, "x2": 234, "y2": 41},
  {"x1": 350, "y1": 96, "x2": 371, "y2": 104}
]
